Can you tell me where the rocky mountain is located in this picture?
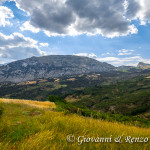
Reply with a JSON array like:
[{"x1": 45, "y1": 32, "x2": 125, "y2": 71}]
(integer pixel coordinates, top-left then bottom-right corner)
[
  {"x1": 117, "y1": 62, "x2": 150, "y2": 72},
  {"x1": 0, "y1": 55, "x2": 115, "y2": 83},
  {"x1": 137, "y1": 62, "x2": 150, "y2": 69}
]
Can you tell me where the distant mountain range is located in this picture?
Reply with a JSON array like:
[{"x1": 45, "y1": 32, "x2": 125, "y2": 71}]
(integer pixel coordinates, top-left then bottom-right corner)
[
  {"x1": 0, "y1": 55, "x2": 115, "y2": 83},
  {"x1": 117, "y1": 62, "x2": 150, "y2": 72},
  {"x1": 0, "y1": 55, "x2": 150, "y2": 83}
]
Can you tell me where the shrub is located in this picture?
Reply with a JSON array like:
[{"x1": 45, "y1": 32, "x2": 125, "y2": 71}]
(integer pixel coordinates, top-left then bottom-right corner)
[{"x1": 48, "y1": 95, "x2": 67, "y2": 103}]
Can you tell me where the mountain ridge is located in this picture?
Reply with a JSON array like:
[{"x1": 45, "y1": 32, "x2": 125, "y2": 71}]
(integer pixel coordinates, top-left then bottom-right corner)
[
  {"x1": 0, "y1": 55, "x2": 115, "y2": 83},
  {"x1": 117, "y1": 62, "x2": 150, "y2": 72}
]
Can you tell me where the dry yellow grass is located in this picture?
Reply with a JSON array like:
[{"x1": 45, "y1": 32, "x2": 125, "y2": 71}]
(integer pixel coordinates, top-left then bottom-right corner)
[
  {"x1": 0, "y1": 98, "x2": 56, "y2": 109},
  {"x1": 38, "y1": 79, "x2": 48, "y2": 83},
  {"x1": 17, "y1": 81, "x2": 37, "y2": 85},
  {"x1": 146, "y1": 76, "x2": 150, "y2": 79},
  {"x1": 67, "y1": 78, "x2": 76, "y2": 81},
  {"x1": 54, "y1": 78, "x2": 60, "y2": 82},
  {"x1": 86, "y1": 74, "x2": 101, "y2": 80},
  {"x1": 0, "y1": 99, "x2": 150, "y2": 150},
  {"x1": 1, "y1": 106, "x2": 150, "y2": 150}
]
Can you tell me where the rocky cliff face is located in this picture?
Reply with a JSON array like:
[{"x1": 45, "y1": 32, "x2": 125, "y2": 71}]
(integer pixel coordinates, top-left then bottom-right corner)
[
  {"x1": 137, "y1": 62, "x2": 150, "y2": 69},
  {"x1": 0, "y1": 55, "x2": 115, "y2": 83}
]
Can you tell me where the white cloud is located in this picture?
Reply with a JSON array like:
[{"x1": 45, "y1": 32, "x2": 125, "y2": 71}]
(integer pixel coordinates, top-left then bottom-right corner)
[
  {"x1": 0, "y1": 6, "x2": 14, "y2": 27},
  {"x1": 97, "y1": 55, "x2": 150, "y2": 66},
  {"x1": 140, "y1": 20, "x2": 147, "y2": 26},
  {"x1": 126, "y1": 0, "x2": 150, "y2": 26},
  {"x1": 39, "y1": 43, "x2": 49, "y2": 47},
  {"x1": 118, "y1": 49, "x2": 134, "y2": 56},
  {"x1": 0, "y1": 32, "x2": 38, "y2": 48},
  {"x1": 137, "y1": 0, "x2": 150, "y2": 22},
  {"x1": 0, "y1": 32, "x2": 46, "y2": 64},
  {"x1": 20, "y1": 21, "x2": 40, "y2": 33},
  {"x1": 73, "y1": 53, "x2": 97, "y2": 58}
]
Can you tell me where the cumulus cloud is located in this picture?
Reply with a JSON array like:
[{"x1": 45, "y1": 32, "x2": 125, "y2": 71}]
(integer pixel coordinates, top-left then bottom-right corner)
[
  {"x1": 0, "y1": 0, "x2": 147, "y2": 38},
  {"x1": 0, "y1": 6, "x2": 14, "y2": 27},
  {"x1": 14, "y1": 0, "x2": 149, "y2": 37},
  {"x1": 16, "y1": 0, "x2": 75, "y2": 35},
  {"x1": 0, "y1": 32, "x2": 46, "y2": 63},
  {"x1": 67, "y1": 0, "x2": 138, "y2": 37},
  {"x1": 126, "y1": 0, "x2": 150, "y2": 25}
]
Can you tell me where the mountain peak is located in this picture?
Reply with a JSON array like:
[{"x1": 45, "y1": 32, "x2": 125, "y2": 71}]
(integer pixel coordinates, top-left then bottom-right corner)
[{"x1": 137, "y1": 62, "x2": 150, "y2": 69}]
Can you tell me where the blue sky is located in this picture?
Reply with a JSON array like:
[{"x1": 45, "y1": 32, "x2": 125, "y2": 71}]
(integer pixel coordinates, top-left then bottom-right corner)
[{"x1": 0, "y1": 0, "x2": 150, "y2": 66}]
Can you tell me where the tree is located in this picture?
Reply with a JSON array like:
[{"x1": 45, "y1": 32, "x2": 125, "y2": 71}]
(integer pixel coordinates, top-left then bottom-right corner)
[{"x1": 48, "y1": 95, "x2": 67, "y2": 103}]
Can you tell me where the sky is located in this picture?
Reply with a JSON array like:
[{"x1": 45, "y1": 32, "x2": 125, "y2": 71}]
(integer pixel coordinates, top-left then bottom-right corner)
[{"x1": 0, "y1": 0, "x2": 150, "y2": 66}]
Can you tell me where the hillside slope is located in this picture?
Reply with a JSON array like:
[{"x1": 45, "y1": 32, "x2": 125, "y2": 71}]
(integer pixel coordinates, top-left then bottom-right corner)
[
  {"x1": 68, "y1": 76, "x2": 150, "y2": 118},
  {"x1": 1, "y1": 69, "x2": 150, "y2": 101},
  {"x1": 0, "y1": 71, "x2": 150, "y2": 123},
  {"x1": 0, "y1": 99, "x2": 149, "y2": 150},
  {"x1": 0, "y1": 55, "x2": 115, "y2": 83}
]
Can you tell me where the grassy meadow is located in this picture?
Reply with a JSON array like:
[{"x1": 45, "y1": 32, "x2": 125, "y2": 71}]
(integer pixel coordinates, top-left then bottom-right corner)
[{"x1": 0, "y1": 98, "x2": 149, "y2": 150}]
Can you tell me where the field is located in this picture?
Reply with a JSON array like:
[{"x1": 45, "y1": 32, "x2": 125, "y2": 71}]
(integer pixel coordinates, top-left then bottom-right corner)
[
  {"x1": 0, "y1": 98, "x2": 56, "y2": 109},
  {"x1": 0, "y1": 99, "x2": 150, "y2": 150}
]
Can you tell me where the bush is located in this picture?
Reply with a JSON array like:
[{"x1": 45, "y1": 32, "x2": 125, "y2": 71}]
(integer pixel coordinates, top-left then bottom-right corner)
[
  {"x1": 128, "y1": 105, "x2": 150, "y2": 116},
  {"x1": 48, "y1": 95, "x2": 67, "y2": 103}
]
